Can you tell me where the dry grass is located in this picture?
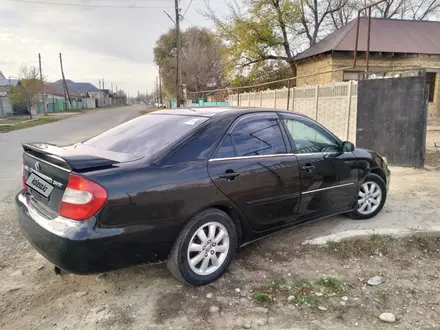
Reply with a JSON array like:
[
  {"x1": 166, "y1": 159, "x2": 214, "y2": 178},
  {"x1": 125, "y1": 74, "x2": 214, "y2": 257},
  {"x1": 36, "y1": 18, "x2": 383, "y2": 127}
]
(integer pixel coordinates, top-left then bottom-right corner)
[
  {"x1": 140, "y1": 107, "x2": 163, "y2": 115},
  {"x1": 324, "y1": 234, "x2": 440, "y2": 259},
  {"x1": 0, "y1": 118, "x2": 59, "y2": 133},
  {"x1": 324, "y1": 234, "x2": 394, "y2": 258},
  {"x1": 253, "y1": 277, "x2": 345, "y2": 308}
]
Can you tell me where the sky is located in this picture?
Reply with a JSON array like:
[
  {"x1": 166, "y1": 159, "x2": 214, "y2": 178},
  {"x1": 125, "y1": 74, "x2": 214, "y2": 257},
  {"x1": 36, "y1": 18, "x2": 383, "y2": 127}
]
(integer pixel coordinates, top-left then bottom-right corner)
[{"x1": 0, "y1": 0, "x2": 228, "y2": 96}]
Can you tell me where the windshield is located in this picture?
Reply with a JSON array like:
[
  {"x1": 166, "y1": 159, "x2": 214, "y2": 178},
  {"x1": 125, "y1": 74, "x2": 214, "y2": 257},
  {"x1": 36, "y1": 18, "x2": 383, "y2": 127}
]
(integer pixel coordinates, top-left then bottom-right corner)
[{"x1": 83, "y1": 113, "x2": 208, "y2": 156}]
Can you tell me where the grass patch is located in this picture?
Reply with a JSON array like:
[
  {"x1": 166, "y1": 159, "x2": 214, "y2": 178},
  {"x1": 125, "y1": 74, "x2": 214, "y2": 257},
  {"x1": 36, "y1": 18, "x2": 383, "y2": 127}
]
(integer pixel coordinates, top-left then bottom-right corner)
[
  {"x1": 252, "y1": 292, "x2": 273, "y2": 307},
  {"x1": 405, "y1": 236, "x2": 440, "y2": 253},
  {"x1": 325, "y1": 234, "x2": 393, "y2": 258},
  {"x1": 253, "y1": 277, "x2": 345, "y2": 308},
  {"x1": 0, "y1": 118, "x2": 59, "y2": 133},
  {"x1": 315, "y1": 278, "x2": 344, "y2": 293}
]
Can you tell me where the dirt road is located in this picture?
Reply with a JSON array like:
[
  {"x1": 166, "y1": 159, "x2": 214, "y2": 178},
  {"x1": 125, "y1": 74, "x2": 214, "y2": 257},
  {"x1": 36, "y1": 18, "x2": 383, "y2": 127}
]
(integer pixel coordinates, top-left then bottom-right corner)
[{"x1": 1, "y1": 152, "x2": 440, "y2": 329}]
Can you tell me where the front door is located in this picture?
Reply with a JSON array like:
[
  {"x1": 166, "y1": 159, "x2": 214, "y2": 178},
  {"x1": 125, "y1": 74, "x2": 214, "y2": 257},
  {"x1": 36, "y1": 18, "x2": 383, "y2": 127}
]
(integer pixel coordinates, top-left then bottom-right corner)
[
  {"x1": 208, "y1": 112, "x2": 302, "y2": 232},
  {"x1": 279, "y1": 114, "x2": 358, "y2": 219}
]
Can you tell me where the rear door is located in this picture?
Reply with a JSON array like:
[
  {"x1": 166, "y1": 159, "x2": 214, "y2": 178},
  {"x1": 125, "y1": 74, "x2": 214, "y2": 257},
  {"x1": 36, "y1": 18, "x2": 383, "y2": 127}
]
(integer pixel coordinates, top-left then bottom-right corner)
[
  {"x1": 279, "y1": 113, "x2": 358, "y2": 219},
  {"x1": 208, "y1": 112, "x2": 302, "y2": 232}
]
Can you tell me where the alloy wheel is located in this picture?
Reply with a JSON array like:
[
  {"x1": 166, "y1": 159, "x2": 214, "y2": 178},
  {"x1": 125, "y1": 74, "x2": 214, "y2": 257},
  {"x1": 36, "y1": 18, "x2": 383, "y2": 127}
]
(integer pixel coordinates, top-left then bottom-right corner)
[
  {"x1": 187, "y1": 222, "x2": 230, "y2": 276},
  {"x1": 357, "y1": 181, "x2": 382, "y2": 215}
]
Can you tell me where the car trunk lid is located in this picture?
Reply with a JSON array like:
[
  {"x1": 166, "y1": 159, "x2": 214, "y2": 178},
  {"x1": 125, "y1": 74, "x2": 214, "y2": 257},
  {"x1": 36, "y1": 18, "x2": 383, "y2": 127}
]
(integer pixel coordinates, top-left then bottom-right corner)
[{"x1": 22, "y1": 142, "x2": 141, "y2": 217}]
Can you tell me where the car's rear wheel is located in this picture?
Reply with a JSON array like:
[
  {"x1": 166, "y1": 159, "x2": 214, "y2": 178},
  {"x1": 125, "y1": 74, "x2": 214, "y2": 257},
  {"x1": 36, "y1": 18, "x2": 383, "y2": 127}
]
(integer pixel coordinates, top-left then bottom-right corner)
[
  {"x1": 348, "y1": 173, "x2": 387, "y2": 220},
  {"x1": 167, "y1": 209, "x2": 237, "y2": 285}
]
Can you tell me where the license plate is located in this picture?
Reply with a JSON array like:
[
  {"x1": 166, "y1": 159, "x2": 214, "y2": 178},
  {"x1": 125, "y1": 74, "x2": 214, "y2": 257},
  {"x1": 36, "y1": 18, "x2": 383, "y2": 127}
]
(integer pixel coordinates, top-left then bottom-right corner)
[{"x1": 26, "y1": 173, "x2": 54, "y2": 198}]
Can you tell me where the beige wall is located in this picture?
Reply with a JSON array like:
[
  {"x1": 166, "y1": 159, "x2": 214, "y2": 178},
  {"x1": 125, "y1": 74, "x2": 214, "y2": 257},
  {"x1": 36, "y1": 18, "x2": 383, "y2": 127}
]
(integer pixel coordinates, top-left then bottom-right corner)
[
  {"x1": 332, "y1": 54, "x2": 440, "y2": 117},
  {"x1": 296, "y1": 54, "x2": 440, "y2": 117},
  {"x1": 296, "y1": 57, "x2": 333, "y2": 86},
  {"x1": 229, "y1": 81, "x2": 358, "y2": 143}
]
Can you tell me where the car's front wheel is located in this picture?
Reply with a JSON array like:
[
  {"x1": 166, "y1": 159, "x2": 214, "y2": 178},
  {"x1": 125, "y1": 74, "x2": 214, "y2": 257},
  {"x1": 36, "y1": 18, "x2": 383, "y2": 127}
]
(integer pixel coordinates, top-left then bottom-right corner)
[
  {"x1": 167, "y1": 209, "x2": 237, "y2": 285},
  {"x1": 348, "y1": 173, "x2": 387, "y2": 220}
]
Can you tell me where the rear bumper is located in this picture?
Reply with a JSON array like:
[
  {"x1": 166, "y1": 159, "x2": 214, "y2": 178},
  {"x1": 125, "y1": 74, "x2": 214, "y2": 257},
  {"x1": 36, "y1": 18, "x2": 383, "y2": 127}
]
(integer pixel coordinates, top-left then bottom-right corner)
[{"x1": 16, "y1": 191, "x2": 172, "y2": 274}]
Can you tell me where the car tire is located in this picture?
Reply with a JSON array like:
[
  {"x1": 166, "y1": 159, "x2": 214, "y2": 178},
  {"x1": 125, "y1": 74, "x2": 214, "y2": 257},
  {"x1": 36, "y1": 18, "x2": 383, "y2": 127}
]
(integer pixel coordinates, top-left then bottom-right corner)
[
  {"x1": 348, "y1": 173, "x2": 387, "y2": 220},
  {"x1": 166, "y1": 208, "x2": 237, "y2": 285}
]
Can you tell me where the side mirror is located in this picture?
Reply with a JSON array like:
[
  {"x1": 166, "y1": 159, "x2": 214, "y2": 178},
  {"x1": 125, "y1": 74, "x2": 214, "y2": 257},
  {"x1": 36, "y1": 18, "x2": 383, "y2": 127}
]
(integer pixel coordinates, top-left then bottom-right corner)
[{"x1": 342, "y1": 141, "x2": 355, "y2": 152}]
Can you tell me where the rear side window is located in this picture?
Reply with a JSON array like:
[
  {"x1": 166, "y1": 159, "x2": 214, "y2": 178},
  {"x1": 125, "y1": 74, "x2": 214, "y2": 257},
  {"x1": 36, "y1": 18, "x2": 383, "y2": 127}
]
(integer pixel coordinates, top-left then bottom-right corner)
[
  {"x1": 83, "y1": 114, "x2": 208, "y2": 156},
  {"x1": 215, "y1": 115, "x2": 286, "y2": 158}
]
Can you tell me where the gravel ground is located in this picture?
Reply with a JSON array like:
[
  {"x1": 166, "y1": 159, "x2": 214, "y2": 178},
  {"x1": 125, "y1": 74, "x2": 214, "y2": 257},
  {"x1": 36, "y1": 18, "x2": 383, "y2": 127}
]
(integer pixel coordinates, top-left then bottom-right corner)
[
  {"x1": 0, "y1": 110, "x2": 439, "y2": 329},
  {"x1": 0, "y1": 155, "x2": 439, "y2": 329}
]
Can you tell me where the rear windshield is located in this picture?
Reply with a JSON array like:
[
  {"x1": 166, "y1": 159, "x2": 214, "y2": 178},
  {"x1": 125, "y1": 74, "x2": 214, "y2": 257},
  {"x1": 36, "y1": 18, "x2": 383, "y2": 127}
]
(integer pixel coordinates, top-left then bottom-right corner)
[{"x1": 83, "y1": 113, "x2": 208, "y2": 156}]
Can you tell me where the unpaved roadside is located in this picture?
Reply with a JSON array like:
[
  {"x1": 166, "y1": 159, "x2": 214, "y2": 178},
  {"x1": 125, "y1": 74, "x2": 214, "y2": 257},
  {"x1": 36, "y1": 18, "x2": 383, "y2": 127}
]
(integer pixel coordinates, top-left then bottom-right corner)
[{"x1": 0, "y1": 155, "x2": 439, "y2": 330}]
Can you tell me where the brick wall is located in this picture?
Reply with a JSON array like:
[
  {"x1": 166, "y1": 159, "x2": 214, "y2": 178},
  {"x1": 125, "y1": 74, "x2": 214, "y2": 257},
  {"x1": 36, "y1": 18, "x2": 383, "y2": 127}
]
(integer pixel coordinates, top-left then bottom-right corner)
[
  {"x1": 296, "y1": 54, "x2": 440, "y2": 117},
  {"x1": 296, "y1": 57, "x2": 333, "y2": 86},
  {"x1": 331, "y1": 54, "x2": 440, "y2": 117}
]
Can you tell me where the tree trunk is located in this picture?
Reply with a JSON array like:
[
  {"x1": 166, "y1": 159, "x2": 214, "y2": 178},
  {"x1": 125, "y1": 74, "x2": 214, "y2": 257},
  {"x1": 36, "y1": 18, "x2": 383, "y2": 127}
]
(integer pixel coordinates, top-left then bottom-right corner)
[
  {"x1": 27, "y1": 105, "x2": 32, "y2": 119},
  {"x1": 288, "y1": 61, "x2": 297, "y2": 87}
]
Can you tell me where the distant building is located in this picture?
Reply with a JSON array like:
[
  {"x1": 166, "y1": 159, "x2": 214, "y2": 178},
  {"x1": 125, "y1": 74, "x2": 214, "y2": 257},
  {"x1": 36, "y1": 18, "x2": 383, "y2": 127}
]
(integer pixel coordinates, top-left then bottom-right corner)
[
  {"x1": 0, "y1": 73, "x2": 19, "y2": 116},
  {"x1": 49, "y1": 79, "x2": 99, "y2": 101},
  {"x1": 0, "y1": 85, "x2": 14, "y2": 116},
  {"x1": 294, "y1": 18, "x2": 440, "y2": 117}
]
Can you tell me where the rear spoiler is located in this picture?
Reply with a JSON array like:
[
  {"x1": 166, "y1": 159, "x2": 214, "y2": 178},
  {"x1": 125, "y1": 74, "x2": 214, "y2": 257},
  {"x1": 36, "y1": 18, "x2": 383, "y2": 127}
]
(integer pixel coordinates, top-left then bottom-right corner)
[{"x1": 22, "y1": 142, "x2": 119, "y2": 172}]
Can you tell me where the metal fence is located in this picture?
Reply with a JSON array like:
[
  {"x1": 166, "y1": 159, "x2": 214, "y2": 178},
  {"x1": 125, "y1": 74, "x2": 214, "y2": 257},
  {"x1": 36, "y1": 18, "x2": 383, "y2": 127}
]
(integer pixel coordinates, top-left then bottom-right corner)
[{"x1": 229, "y1": 81, "x2": 358, "y2": 143}]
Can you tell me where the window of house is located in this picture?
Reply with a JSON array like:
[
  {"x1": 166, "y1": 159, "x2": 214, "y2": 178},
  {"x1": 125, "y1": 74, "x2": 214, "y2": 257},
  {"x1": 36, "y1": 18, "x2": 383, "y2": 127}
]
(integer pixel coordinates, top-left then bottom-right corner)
[
  {"x1": 343, "y1": 71, "x2": 362, "y2": 81},
  {"x1": 426, "y1": 72, "x2": 436, "y2": 103}
]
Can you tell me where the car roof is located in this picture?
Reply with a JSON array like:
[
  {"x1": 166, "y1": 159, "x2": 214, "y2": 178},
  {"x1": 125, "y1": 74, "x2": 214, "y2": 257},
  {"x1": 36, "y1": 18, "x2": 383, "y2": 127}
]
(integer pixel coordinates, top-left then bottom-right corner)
[{"x1": 153, "y1": 107, "x2": 311, "y2": 119}]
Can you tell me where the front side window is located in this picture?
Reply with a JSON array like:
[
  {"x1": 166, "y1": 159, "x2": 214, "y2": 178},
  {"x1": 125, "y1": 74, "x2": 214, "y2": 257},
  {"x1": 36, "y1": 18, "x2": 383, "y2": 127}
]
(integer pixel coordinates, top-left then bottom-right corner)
[
  {"x1": 283, "y1": 118, "x2": 339, "y2": 153},
  {"x1": 214, "y1": 115, "x2": 287, "y2": 158}
]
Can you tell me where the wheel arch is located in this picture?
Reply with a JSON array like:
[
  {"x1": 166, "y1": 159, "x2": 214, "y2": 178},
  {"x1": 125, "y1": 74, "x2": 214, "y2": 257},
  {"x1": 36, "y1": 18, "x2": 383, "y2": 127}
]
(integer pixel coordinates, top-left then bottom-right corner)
[
  {"x1": 369, "y1": 167, "x2": 387, "y2": 184},
  {"x1": 201, "y1": 204, "x2": 247, "y2": 246}
]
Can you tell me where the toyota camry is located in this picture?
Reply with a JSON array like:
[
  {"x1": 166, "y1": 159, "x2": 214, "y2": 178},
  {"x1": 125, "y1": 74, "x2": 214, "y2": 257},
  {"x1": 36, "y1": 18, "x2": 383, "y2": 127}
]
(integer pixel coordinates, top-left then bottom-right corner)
[{"x1": 16, "y1": 107, "x2": 390, "y2": 285}]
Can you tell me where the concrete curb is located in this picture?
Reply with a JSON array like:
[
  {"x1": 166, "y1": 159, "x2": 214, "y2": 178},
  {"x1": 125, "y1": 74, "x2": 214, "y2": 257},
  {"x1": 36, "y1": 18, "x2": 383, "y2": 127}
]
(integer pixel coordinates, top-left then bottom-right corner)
[{"x1": 302, "y1": 227, "x2": 440, "y2": 246}]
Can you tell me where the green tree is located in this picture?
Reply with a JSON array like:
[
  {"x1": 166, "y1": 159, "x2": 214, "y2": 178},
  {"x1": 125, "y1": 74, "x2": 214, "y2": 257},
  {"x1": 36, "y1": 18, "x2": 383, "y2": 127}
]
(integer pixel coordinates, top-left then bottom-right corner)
[
  {"x1": 205, "y1": 0, "x2": 301, "y2": 82},
  {"x1": 231, "y1": 62, "x2": 292, "y2": 91},
  {"x1": 154, "y1": 27, "x2": 226, "y2": 97},
  {"x1": 9, "y1": 65, "x2": 43, "y2": 119}
]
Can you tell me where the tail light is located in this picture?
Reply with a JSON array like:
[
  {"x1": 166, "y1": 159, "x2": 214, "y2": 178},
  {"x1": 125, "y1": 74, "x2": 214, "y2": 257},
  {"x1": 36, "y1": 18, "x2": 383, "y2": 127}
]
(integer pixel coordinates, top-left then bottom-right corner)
[
  {"x1": 59, "y1": 174, "x2": 107, "y2": 221},
  {"x1": 22, "y1": 153, "x2": 27, "y2": 191}
]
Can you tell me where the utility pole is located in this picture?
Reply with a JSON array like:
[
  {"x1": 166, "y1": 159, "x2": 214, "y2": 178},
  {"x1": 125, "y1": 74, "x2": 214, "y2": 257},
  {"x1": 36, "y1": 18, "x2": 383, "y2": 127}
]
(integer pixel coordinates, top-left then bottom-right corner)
[
  {"x1": 159, "y1": 69, "x2": 163, "y2": 105},
  {"x1": 99, "y1": 79, "x2": 102, "y2": 108},
  {"x1": 38, "y1": 53, "x2": 47, "y2": 115},
  {"x1": 175, "y1": 0, "x2": 182, "y2": 107},
  {"x1": 59, "y1": 53, "x2": 71, "y2": 107},
  {"x1": 155, "y1": 76, "x2": 159, "y2": 104}
]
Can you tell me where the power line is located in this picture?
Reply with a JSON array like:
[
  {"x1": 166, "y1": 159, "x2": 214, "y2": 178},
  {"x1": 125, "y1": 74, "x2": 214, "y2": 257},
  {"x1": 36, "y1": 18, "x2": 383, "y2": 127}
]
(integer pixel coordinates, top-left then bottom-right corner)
[
  {"x1": 8, "y1": 0, "x2": 173, "y2": 8},
  {"x1": 182, "y1": 0, "x2": 194, "y2": 17}
]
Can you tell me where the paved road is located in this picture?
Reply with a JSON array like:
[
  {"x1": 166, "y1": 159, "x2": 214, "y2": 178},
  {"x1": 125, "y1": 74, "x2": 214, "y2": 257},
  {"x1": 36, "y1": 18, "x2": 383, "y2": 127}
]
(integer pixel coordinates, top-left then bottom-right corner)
[{"x1": 0, "y1": 105, "x2": 144, "y2": 204}]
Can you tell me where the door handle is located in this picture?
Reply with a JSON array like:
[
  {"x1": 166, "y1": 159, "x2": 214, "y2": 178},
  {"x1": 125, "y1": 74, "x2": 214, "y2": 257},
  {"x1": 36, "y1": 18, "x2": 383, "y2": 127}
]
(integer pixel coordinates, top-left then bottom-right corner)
[
  {"x1": 301, "y1": 164, "x2": 315, "y2": 172},
  {"x1": 219, "y1": 170, "x2": 240, "y2": 180}
]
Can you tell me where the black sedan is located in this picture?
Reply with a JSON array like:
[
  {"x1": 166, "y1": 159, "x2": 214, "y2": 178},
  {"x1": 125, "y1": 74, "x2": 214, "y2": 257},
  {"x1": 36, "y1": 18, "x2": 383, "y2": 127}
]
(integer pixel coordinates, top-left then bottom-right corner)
[{"x1": 16, "y1": 107, "x2": 390, "y2": 285}]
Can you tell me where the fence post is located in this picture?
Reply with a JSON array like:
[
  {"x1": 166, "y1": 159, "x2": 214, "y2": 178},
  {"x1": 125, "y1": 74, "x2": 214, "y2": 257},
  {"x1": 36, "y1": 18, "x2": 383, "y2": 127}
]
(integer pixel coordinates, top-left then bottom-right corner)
[
  {"x1": 314, "y1": 85, "x2": 319, "y2": 121},
  {"x1": 286, "y1": 80, "x2": 291, "y2": 110},
  {"x1": 345, "y1": 81, "x2": 353, "y2": 141},
  {"x1": 274, "y1": 89, "x2": 277, "y2": 108},
  {"x1": 237, "y1": 92, "x2": 240, "y2": 106},
  {"x1": 259, "y1": 91, "x2": 263, "y2": 107},
  {"x1": 248, "y1": 92, "x2": 251, "y2": 107}
]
